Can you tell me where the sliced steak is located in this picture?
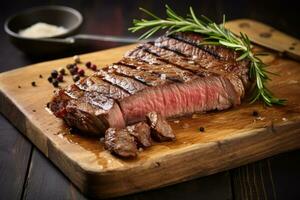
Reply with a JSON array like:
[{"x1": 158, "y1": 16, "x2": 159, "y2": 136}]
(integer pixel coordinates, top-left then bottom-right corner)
[
  {"x1": 127, "y1": 122, "x2": 152, "y2": 148},
  {"x1": 49, "y1": 78, "x2": 126, "y2": 135},
  {"x1": 146, "y1": 112, "x2": 175, "y2": 142},
  {"x1": 50, "y1": 32, "x2": 250, "y2": 136},
  {"x1": 104, "y1": 128, "x2": 138, "y2": 158}
]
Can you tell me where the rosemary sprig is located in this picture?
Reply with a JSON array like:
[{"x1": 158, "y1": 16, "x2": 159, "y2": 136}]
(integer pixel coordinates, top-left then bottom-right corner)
[{"x1": 129, "y1": 5, "x2": 285, "y2": 106}]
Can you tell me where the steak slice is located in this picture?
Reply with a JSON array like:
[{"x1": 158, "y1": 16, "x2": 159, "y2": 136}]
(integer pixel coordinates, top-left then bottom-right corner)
[
  {"x1": 127, "y1": 122, "x2": 152, "y2": 148},
  {"x1": 146, "y1": 112, "x2": 175, "y2": 142},
  {"x1": 104, "y1": 128, "x2": 138, "y2": 158},
  {"x1": 50, "y1": 78, "x2": 127, "y2": 135},
  {"x1": 50, "y1": 32, "x2": 250, "y2": 135}
]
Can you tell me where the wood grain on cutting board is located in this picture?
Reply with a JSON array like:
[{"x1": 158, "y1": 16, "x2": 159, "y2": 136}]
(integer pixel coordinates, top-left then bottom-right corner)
[{"x1": 1, "y1": 21, "x2": 300, "y2": 198}]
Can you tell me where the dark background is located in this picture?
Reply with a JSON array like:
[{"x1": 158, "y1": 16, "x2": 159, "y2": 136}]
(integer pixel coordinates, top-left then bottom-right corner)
[{"x1": 1, "y1": 1, "x2": 300, "y2": 200}]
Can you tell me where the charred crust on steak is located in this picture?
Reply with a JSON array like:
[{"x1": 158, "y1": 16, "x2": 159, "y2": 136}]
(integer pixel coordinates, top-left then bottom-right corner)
[
  {"x1": 104, "y1": 128, "x2": 138, "y2": 158},
  {"x1": 146, "y1": 112, "x2": 175, "y2": 142},
  {"x1": 127, "y1": 122, "x2": 152, "y2": 148}
]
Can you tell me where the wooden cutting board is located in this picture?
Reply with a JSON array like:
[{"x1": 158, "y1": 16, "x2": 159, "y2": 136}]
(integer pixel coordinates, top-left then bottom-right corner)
[{"x1": 1, "y1": 20, "x2": 300, "y2": 199}]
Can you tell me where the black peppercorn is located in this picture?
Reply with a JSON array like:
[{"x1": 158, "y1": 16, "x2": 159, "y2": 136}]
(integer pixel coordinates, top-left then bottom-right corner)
[
  {"x1": 59, "y1": 67, "x2": 66, "y2": 75},
  {"x1": 252, "y1": 111, "x2": 259, "y2": 117},
  {"x1": 66, "y1": 64, "x2": 74, "y2": 69},
  {"x1": 39, "y1": 74, "x2": 43, "y2": 78},
  {"x1": 199, "y1": 127, "x2": 205, "y2": 132},
  {"x1": 48, "y1": 76, "x2": 53, "y2": 83},
  {"x1": 52, "y1": 80, "x2": 59, "y2": 87},
  {"x1": 72, "y1": 74, "x2": 80, "y2": 82},
  {"x1": 51, "y1": 70, "x2": 58, "y2": 78},
  {"x1": 70, "y1": 67, "x2": 78, "y2": 75},
  {"x1": 31, "y1": 81, "x2": 36, "y2": 87},
  {"x1": 18, "y1": 85, "x2": 21, "y2": 88}
]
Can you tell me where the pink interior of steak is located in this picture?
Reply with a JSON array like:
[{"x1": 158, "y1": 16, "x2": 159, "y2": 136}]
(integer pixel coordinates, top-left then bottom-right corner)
[
  {"x1": 119, "y1": 76, "x2": 238, "y2": 124},
  {"x1": 49, "y1": 32, "x2": 249, "y2": 135}
]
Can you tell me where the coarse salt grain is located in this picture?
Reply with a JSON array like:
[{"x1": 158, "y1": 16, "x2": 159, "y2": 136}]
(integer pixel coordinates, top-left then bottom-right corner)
[
  {"x1": 19, "y1": 22, "x2": 67, "y2": 38},
  {"x1": 160, "y1": 73, "x2": 166, "y2": 80}
]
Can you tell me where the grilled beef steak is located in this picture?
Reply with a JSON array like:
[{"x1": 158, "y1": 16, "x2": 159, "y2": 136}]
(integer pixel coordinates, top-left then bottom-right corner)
[
  {"x1": 104, "y1": 118, "x2": 173, "y2": 158},
  {"x1": 104, "y1": 128, "x2": 138, "y2": 158},
  {"x1": 146, "y1": 112, "x2": 175, "y2": 142},
  {"x1": 127, "y1": 122, "x2": 152, "y2": 148},
  {"x1": 49, "y1": 32, "x2": 250, "y2": 135}
]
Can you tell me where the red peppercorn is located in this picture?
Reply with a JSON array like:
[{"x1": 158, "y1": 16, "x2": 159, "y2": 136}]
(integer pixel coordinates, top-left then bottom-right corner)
[
  {"x1": 78, "y1": 68, "x2": 85, "y2": 76},
  {"x1": 85, "y1": 61, "x2": 91, "y2": 68},
  {"x1": 91, "y1": 64, "x2": 97, "y2": 71},
  {"x1": 57, "y1": 74, "x2": 63, "y2": 82}
]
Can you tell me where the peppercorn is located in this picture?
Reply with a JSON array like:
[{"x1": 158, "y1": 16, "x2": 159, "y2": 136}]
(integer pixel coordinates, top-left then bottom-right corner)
[
  {"x1": 199, "y1": 127, "x2": 205, "y2": 132},
  {"x1": 78, "y1": 68, "x2": 85, "y2": 76},
  {"x1": 85, "y1": 61, "x2": 91, "y2": 68},
  {"x1": 252, "y1": 111, "x2": 259, "y2": 117},
  {"x1": 72, "y1": 74, "x2": 80, "y2": 82},
  {"x1": 69, "y1": 67, "x2": 78, "y2": 75},
  {"x1": 59, "y1": 67, "x2": 66, "y2": 75},
  {"x1": 66, "y1": 64, "x2": 74, "y2": 69},
  {"x1": 48, "y1": 76, "x2": 53, "y2": 83},
  {"x1": 39, "y1": 74, "x2": 43, "y2": 78},
  {"x1": 52, "y1": 79, "x2": 59, "y2": 88},
  {"x1": 18, "y1": 85, "x2": 21, "y2": 88},
  {"x1": 57, "y1": 74, "x2": 64, "y2": 82},
  {"x1": 91, "y1": 64, "x2": 97, "y2": 71},
  {"x1": 51, "y1": 70, "x2": 58, "y2": 78},
  {"x1": 31, "y1": 81, "x2": 36, "y2": 87}
]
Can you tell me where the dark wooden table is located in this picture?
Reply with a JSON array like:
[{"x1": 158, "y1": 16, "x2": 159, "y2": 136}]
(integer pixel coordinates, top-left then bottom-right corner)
[{"x1": 1, "y1": 1, "x2": 300, "y2": 199}]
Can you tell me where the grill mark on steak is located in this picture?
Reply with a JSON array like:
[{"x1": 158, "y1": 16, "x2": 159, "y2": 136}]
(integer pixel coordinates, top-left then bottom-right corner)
[
  {"x1": 119, "y1": 58, "x2": 196, "y2": 83},
  {"x1": 123, "y1": 48, "x2": 198, "y2": 82},
  {"x1": 173, "y1": 32, "x2": 248, "y2": 63},
  {"x1": 140, "y1": 43, "x2": 217, "y2": 77},
  {"x1": 154, "y1": 36, "x2": 249, "y2": 88},
  {"x1": 147, "y1": 41, "x2": 188, "y2": 57},
  {"x1": 76, "y1": 75, "x2": 130, "y2": 99},
  {"x1": 95, "y1": 69, "x2": 147, "y2": 94},
  {"x1": 168, "y1": 34, "x2": 222, "y2": 60},
  {"x1": 107, "y1": 64, "x2": 169, "y2": 87},
  {"x1": 64, "y1": 84, "x2": 115, "y2": 111}
]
